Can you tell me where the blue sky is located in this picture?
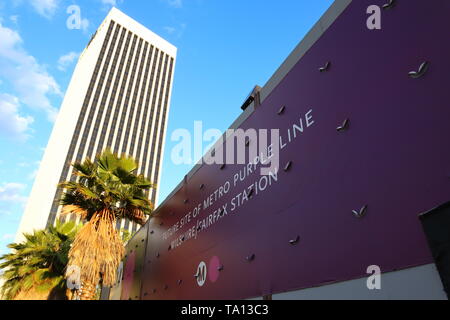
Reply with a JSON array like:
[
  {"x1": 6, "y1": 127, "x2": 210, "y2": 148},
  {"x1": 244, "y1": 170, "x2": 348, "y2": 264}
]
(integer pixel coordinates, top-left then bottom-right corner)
[{"x1": 0, "y1": 0, "x2": 333, "y2": 254}]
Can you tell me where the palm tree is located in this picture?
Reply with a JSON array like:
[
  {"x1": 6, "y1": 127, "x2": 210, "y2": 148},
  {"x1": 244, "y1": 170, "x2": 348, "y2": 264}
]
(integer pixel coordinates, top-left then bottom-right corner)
[
  {"x1": 59, "y1": 149, "x2": 154, "y2": 300},
  {"x1": 120, "y1": 229, "x2": 135, "y2": 244},
  {"x1": 0, "y1": 221, "x2": 80, "y2": 300}
]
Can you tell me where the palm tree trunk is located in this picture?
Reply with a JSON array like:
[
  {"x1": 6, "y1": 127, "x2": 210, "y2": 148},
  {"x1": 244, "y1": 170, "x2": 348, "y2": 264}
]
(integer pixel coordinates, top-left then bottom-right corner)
[{"x1": 80, "y1": 281, "x2": 97, "y2": 300}]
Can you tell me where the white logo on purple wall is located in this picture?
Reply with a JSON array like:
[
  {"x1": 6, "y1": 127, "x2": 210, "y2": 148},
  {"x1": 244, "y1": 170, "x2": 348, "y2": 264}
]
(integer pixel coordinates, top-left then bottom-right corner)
[
  {"x1": 196, "y1": 261, "x2": 207, "y2": 287},
  {"x1": 196, "y1": 256, "x2": 222, "y2": 287}
]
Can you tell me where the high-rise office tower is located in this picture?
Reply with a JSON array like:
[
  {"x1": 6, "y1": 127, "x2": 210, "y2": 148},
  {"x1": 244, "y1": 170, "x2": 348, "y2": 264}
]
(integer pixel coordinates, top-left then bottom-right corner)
[{"x1": 15, "y1": 8, "x2": 177, "y2": 241}]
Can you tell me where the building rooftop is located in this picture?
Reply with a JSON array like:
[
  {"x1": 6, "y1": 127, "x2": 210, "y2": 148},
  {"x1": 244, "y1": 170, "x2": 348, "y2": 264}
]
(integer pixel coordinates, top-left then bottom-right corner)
[{"x1": 104, "y1": 7, "x2": 177, "y2": 57}]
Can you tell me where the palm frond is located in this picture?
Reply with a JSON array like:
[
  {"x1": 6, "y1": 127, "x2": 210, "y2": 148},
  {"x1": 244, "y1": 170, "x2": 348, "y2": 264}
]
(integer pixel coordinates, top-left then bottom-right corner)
[
  {"x1": 0, "y1": 222, "x2": 78, "y2": 300},
  {"x1": 57, "y1": 150, "x2": 155, "y2": 294}
]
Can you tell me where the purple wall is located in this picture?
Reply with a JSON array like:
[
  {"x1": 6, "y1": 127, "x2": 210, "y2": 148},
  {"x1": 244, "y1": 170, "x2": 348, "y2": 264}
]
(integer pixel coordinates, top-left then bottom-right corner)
[{"x1": 121, "y1": 0, "x2": 450, "y2": 300}]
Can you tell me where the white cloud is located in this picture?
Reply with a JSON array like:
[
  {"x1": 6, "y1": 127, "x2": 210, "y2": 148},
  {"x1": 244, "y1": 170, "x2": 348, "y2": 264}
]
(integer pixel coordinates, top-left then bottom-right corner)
[
  {"x1": 0, "y1": 183, "x2": 28, "y2": 215},
  {"x1": 27, "y1": 161, "x2": 40, "y2": 180},
  {"x1": 57, "y1": 51, "x2": 79, "y2": 71},
  {"x1": 1, "y1": 234, "x2": 14, "y2": 241},
  {"x1": 164, "y1": 23, "x2": 187, "y2": 38},
  {"x1": 164, "y1": 26, "x2": 176, "y2": 34},
  {"x1": 101, "y1": 0, "x2": 118, "y2": 5},
  {"x1": 165, "y1": 0, "x2": 182, "y2": 8},
  {"x1": 29, "y1": 0, "x2": 59, "y2": 19},
  {"x1": 0, "y1": 183, "x2": 27, "y2": 202},
  {"x1": 81, "y1": 17, "x2": 89, "y2": 32},
  {"x1": 98, "y1": 0, "x2": 124, "y2": 9},
  {"x1": 28, "y1": 169, "x2": 39, "y2": 180},
  {"x1": 18, "y1": 162, "x2": 30, "y2": 167},
  {"x1": 0, "y1": 22, "x2": 61, "y2": 122},
  {"x1": 10, "y1": 15, "x2": 19, "y2": 24},
  {"x1": 0, "y1": 93, "x2": 34, "y2": 141}
]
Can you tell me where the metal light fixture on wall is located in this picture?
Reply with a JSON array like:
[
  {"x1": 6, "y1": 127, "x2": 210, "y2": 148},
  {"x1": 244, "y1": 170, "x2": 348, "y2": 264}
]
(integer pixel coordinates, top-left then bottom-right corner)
[
  {"x1": 246, "y1": 254, "x2": 256, "y2": 262},
  {"x1": 319, "y1": 61, "x2": 331, "y2": 72},
  {"x1": 248, "y1": 187, "x2": 255, "y2": 198},
  {"x1": 383, "y1": 0, "x2": 396, "y2": 10},
  {"x1": 289, "y1": 236, "x2": 300, "y2": 245},
  {"x1": 284, "y1": 161, "x2": 293, "y2": 172},
  {"x1": 409, "y1": 61, "x2": 429, "y2": 79},
  {"x1": 337, "y1": 119, "x2": 350, "y2": 132},
  {"x1": 353, "y1": 205, "x2": 368, "y2": 218}
]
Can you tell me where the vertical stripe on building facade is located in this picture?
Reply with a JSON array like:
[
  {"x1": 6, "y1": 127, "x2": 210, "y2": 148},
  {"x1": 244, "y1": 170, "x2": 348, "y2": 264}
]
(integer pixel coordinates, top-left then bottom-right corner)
[{"x1": 46, "y1": 19, "x2": 176, "y2": 233}]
